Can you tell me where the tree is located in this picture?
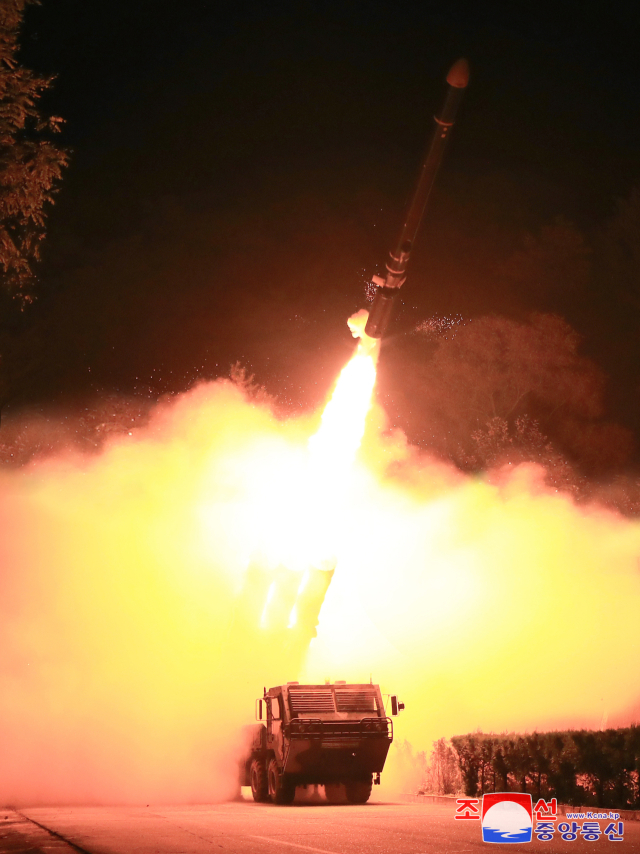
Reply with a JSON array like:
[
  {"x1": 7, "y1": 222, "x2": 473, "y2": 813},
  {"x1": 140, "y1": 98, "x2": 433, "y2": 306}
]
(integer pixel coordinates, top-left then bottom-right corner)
[
  {"x1": 598, "y1": 187, "x2": 640, "y2": 312},
  {"x1": 496, "y1": 217, "x2": 591, "y2": 310},
  {"x1": 605, "y1": 729, "x2": 635, "y2": 809},
  {"x1": 424, "y1": 738, "x2": 462, "y2": 795},
  {"x1": 627, "y1": 725, "x2": 640, "y2": 807},
  {"x1": 465, "y1": 414, "x2": 584, "y2": 496},
  {"x1": 572, "y1": 731, "x2": 615, "y2": 808},
  {"x1": 0, "y1": 0, "x2": 67, "y2": 299},
  {"x1": 451, "y1": 734, "x2": 481, "y2": 796},
  {"x1": 547, "y1": 733, "x2": 580, "y2": 806},
  {"x1": 478, "y1": 736, "x2": 495, "y2": 795},
  {"x1": 493, "y1": 746, "x2": 509, "y2": 791},
  {"x1": 426, "y1": 314, "x2": 602, "y2": 435},
  {"x1": 524, "y1": 733, "x2": 551, "y2": 799},
  {"x1": 379, "y1": 313, "x2": 633, "y2": 479}
]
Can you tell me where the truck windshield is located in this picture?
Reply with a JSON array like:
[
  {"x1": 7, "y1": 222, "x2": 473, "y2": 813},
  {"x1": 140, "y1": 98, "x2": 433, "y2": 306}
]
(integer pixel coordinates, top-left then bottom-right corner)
[
  {"x1": 335, "y1": 689, "x2": 378, "y2": 712},
  {"x1": 289, "y1": 687, "x2": 335, "y2": 713},
  {"x1": 288, "y1": 686, "x2": 379, "y2": 714}
]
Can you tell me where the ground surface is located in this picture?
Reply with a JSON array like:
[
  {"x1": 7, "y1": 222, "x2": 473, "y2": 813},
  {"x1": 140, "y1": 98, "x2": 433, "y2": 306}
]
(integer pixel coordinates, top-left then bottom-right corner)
[{"x1": 2, "y1": 798, "x2": 639, "y2": 853}]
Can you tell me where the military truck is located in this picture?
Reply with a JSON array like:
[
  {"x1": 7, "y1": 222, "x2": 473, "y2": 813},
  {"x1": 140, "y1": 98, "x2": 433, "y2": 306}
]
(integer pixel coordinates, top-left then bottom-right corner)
[{"x1": 239, "y1": 681, "x2": 404, "y2": 804}]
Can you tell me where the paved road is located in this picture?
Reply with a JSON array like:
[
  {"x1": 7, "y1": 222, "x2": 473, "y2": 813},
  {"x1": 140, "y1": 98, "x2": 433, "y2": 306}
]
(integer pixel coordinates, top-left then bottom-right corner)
[{"x1": 3, "y1": 798, "x2": 640, "y2": 853}]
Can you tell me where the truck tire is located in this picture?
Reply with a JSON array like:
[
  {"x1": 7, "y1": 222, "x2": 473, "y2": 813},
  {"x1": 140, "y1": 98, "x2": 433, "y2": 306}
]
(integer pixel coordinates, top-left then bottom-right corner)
[
  {"x1": 268, "y1": 758, "x2": 296, "y2": 805},
  {"x1": 250, "y1": 758, "x2": 269, "y2": 802},
  {"x1": 324, "y1": 783, "x2": 345, "y2": 804},
  {"x1": 345, "y1": 776, "x2": 373, "y2": 804}
]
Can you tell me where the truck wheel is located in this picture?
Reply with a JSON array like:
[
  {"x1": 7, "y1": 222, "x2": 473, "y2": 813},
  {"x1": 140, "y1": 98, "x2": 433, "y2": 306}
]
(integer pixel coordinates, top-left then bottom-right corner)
[
  {"x1": 345, "y1": 776, "x2": 373, "y2": 804},
  {"x1": 268, "y1": 758, "x2": 296, "y2": 805},
  {"x1": 324, "y1": 783, "x2": 345, "y2": 804},
  {"x1": 250, "y1": 759, "x2": 268, "y2": 802}
]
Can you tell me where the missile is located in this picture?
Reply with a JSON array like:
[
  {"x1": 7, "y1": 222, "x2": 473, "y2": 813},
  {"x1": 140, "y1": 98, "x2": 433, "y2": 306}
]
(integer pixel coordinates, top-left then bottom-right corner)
[{"x1": 364, "y1": 58, "x2": 469, "y2": 339}]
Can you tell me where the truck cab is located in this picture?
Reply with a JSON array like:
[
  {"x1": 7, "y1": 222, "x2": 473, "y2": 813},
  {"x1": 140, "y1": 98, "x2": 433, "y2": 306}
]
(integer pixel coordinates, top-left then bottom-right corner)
[{"x1": 240, "y1": 681, "x2": 404, "y2": 804}]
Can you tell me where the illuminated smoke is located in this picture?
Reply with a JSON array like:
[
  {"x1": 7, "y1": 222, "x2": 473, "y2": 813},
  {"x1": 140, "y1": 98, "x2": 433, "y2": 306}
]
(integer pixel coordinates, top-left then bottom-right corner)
[{"x1": 1, "y1": 318, "x2": 640, "y2": 805}]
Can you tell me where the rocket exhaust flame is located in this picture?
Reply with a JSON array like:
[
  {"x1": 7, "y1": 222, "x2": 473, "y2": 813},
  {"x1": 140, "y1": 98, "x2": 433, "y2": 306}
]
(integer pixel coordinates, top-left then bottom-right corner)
[
  {"x1": 1, "y1": 321, "x2": 640, "y2": 805},
  {"x1": 249, "y1": 311, "x2": 378, "y2": 634},
  {"x1": 308, "y1": 350, "x2": 376, "y2": 474}
]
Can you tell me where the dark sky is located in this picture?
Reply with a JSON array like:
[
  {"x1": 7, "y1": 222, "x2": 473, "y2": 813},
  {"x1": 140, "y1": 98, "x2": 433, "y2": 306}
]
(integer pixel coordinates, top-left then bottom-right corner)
[
  {"x1": 11, "y1": 2, "x2": 640, "y2": 442},
  {"x1": 25, "y1": 3, "x2": 639, "y2": 206}
]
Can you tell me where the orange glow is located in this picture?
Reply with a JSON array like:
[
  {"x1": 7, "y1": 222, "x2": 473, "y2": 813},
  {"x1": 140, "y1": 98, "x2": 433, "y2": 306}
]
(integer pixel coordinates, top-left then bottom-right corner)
[
  {"x1": 308, "y1": 351, "x2": 377, "y2": 471},
  {"x1": 220, "y1": 347, "x2": 376, "y2": 588},
  {"x1": 1, "y1": 323, "x2": 640, "y2": 805}
]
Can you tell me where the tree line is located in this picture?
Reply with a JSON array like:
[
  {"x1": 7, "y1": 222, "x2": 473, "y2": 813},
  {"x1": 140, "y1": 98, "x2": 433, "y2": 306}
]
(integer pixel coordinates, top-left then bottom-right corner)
[{"x1": 449, "y1": 727, "x2": 640, "y2": 808}]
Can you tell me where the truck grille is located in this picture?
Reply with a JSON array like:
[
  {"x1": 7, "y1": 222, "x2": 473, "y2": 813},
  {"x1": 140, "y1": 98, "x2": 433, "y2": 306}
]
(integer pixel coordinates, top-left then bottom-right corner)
[
  {"x1": 289, "y1": 718, "x2": 392, "y2": 737},
  {"x1": 335, "y1": 689, "x2": 378, "y2": 712},
  {"x1": 289, "y1": 688, "x2": 336, "y2": 713}
]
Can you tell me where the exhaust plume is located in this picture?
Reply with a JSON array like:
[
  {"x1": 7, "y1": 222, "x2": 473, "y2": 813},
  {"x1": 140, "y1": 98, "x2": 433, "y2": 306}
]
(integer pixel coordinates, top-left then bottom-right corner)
[{"x1": 1, "y1": 331, "x2": 639, "y2": 805}]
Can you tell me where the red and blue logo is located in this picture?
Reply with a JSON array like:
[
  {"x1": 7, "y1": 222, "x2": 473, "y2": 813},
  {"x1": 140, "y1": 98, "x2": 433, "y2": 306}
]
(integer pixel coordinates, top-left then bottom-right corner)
[{"x1": 481, "y1": 793, "x2": 533, "y2": 843}]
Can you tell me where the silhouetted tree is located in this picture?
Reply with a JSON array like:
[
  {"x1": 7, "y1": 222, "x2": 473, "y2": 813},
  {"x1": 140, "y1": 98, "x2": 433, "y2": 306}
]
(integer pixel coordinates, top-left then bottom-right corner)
[
  {"x1": 546, "y1": 734, "x2": 579, "y2": 805},
  {"x1": 573, "y1": 731, "x2": 615, "y2": 807},
  {"x1": 477, "y1": 736, "x2": 495, "y2": 795},
  {"x1": 497, "y1": 217, "x2": 591, "y2": 311},
  {"x1": 381, "y1": 313, "x2": 634, "y2": 481},
  {"x1": 451, "y1": 734, "x2": 481, "y2": 796},
  {"x1": 627, "y1": 726, "x2": 640, "y2": 807},
  {"x1": 525, "y1": 733, "x2": 551, "y2": 798},
  {"x1": 604, "y1": 729, "x2": 635, "y2": 808},
  {"x1": 598, "y1": 187, "x2": 640, "y2": 312},
  {"x1": 0, "y1": 0, "x2": 67, "y2": 423},
  {"x1": 450, "y1": 728, "x2": 640, "y2": 809},
  {"x1": 425, "y1": 738, "x2": 462, "y2": 795},
  {"x1": 0, "y1": 0, "x2": 67, "y2": 298}
]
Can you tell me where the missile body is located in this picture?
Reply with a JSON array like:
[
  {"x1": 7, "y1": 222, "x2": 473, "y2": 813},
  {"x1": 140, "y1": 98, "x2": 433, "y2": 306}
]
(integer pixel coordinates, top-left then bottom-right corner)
[{"x1": 364, "y1": 59, "x2": 469, "y2": 339}]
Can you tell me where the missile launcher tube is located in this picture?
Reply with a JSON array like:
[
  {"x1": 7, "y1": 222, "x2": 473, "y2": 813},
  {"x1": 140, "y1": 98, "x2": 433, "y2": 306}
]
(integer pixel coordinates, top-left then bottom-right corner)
[{"x1": 365, "y1": 58, "x2": 469, "y2": 338}]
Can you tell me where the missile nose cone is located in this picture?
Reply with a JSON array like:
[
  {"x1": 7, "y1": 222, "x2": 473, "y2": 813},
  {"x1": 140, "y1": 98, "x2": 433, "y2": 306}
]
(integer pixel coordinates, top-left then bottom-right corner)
[{"x1": 446, "y1": 58, "x2": 469, "y2": 88}]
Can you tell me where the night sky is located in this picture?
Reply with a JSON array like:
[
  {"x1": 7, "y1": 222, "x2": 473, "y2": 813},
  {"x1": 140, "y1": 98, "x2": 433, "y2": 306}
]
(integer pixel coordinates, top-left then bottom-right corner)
[{"x1": 9, "y1": 2, "x2": 640, "y2": 464}]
